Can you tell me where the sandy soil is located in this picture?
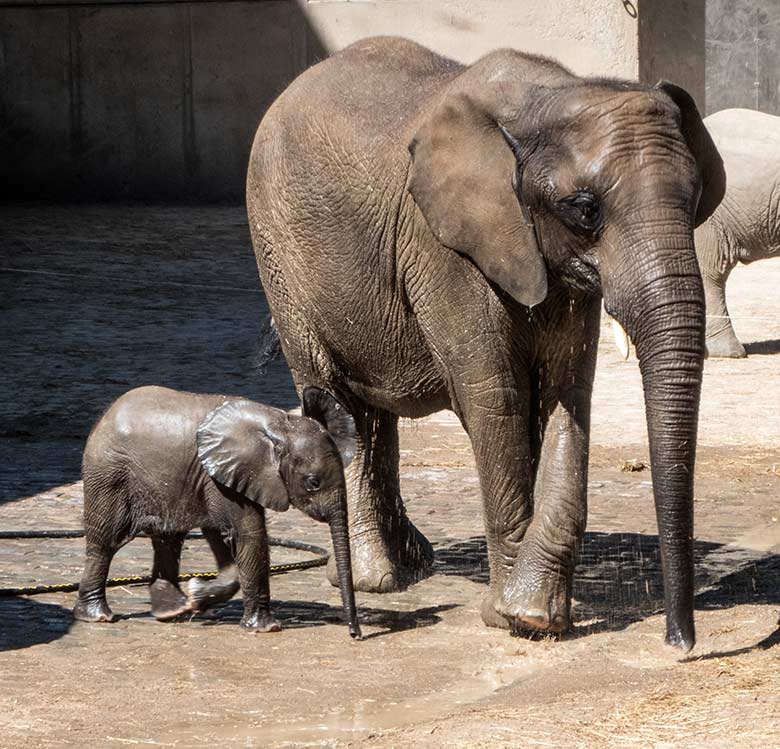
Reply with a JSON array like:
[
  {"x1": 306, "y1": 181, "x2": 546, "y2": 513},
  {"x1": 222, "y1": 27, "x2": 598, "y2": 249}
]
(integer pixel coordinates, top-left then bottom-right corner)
[{"x1": 1, "y1": 206, "x2": 779, "y2": 748}]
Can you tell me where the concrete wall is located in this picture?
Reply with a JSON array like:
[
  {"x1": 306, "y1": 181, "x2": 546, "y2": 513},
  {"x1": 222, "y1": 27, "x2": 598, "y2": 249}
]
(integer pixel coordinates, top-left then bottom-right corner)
[
  {"x1": 705, "y1": 0, "x2": 780, "y2": 116},
  {"x1": 638, "y1": 0, "x2": 706, "y2": 110},
  {"x1": 297, "y1": 0, "x2": 638, "y2": 78},
  {"x1": 2, "y1": 0, "x2": 640, "y2": 202},
  {"x1": 0, "y1": 0, "x2": 325, "y2": 201},
  {"x1": 636, "y1": 0, "x2": 780, "y2": 119}
]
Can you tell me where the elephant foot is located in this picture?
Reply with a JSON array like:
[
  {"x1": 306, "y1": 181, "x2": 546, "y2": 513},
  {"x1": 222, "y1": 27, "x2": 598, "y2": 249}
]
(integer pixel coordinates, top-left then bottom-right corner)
[
  {"x1": 241, "y1": 610, "x2": 282, "y2": 633},
  {"x1": 188, "y1": 573, "x2": 240, "y2": 614},
  {"x1": 480, "y1": 588, "x2": 512, "y2": 630},
  {"x1": 328, "y1": 518, "x2": 434, "y2": 593},
  {"x1": 494, "y1": 572, "x2": 571, "y2": 635},
  {"x1": 705, "y1": 331, "x2": 746, "y2": 359},
  {"x1": 73, "y1": 597, "x2": 117, "y2": 623},
  {"x1": 150, "y1": 579, "x2": 190, "y2": 621}
]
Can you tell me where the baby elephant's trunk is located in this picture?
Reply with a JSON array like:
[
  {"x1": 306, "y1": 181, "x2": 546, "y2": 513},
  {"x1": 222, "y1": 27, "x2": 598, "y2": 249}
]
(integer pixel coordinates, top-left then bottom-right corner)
[{"x1": 327, "y1": 493, "x2": 362, "y2": 639}]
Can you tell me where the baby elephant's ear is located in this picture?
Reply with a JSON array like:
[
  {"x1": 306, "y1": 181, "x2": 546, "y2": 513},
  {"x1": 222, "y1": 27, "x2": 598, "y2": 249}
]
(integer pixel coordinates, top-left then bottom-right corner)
[
  {"x1": 196, "y1": 400, "x2": 290, "y2": 512},
  {"x1": 301, "y1": 387, "x2": 357, "y2": 468}
]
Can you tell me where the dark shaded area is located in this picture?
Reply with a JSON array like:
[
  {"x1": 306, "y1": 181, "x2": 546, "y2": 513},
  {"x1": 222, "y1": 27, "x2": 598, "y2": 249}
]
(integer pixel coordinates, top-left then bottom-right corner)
[
  {"x1": 684, "y1": 627, "x2": 780, "y2": 661},
  {"x1": 159, "y1": 599, "x2": 458, "y2": 640},
  {"x1": 639, "y1": 0, "x2": 705, "y2": 109},
  {"x1": 0, "y1": 0, "x2": 327, "y2": 201},
  {"x1": 0, "y1": 205, "x2": 298, "y2": 504},
  {"x1": 705, "y1": 0, "x2": 780, "y2": 116},
  {"x1": 744, "y1": 339, "x2": 780, "y2": 356},
  {"x1": 0, "y1": 597, "x2": 73, "y2": 652},
  {"x1": 0, "y1": 595, "x2": 455, "y2": 652},
  {"x1": 435, "y1": 532, "x2": 780, "y2": 636}
]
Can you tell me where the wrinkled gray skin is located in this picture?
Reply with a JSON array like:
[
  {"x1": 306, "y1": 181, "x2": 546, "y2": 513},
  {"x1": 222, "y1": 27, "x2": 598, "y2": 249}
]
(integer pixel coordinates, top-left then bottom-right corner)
[
  {"x1": 73, "y1": 385, "x2": 361, "y2": 638},
  {"x1": 695, "y1": 108, "x2": 780, "y2": 358},
  {"x1": 247, "y1": 37, "x2": 725, "y2": 650}
]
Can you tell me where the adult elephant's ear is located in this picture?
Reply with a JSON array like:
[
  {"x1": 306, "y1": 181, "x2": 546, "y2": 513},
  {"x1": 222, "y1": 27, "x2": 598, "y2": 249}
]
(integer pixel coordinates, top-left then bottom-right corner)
[
  {"x1": 302, "y1": 386, "x2": 357, "y2": 468},
  {"x1": 197, "y1": 400, "x2": 290, "y2": 511},
  {"x1": 408, "y1": 86, "x2": 548, "y2": 307},
  {"x1": 655, "y1": 81, "x2": 726, "y2": 226}
]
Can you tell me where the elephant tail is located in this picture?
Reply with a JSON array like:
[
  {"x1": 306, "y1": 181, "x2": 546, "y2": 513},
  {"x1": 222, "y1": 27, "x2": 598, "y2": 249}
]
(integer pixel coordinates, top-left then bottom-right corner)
[{"x1": 255, "y1": 314, "x2": 282, "y2": 372}]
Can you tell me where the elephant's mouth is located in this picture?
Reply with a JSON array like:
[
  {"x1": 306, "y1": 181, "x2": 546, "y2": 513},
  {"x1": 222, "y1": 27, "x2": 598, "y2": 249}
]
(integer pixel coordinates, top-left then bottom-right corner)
[
  {"x1": 558, "y1": 251, "x2": 602, "y2": 295},
  {"x1": 307, "y1": 503, "x2": 328, "y2": 523}
]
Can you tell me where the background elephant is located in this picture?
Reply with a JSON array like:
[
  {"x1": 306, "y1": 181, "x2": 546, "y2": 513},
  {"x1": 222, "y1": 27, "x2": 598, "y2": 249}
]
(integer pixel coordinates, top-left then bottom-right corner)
[
  {"x1": 695, "y1": 108, "x2": 780, "y2": 358},
  {"x1": 246, "y1": 37, "x2": 725, "y2": 650},
  {"x1": 74, "y1": 385, "x2": 361, "y2": 638}
]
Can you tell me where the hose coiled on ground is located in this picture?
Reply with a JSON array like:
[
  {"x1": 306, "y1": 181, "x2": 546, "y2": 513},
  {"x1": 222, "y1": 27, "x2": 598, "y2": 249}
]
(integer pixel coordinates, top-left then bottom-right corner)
[{"x1": 0, "y1": 530, "x2": 328, "y2": 597}]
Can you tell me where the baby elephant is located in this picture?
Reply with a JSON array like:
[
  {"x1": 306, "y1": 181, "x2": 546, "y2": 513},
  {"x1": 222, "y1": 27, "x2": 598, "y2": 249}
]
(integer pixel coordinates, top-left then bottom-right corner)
[{"x1": 73, "y1": 385, "x2": 361, "y2": 638}]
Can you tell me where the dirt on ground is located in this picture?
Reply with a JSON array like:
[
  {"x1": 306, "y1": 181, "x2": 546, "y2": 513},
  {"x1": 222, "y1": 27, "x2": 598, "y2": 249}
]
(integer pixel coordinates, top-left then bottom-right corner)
[{"x1": 1, "y1": 205, "x2": 779, "y2": 748}]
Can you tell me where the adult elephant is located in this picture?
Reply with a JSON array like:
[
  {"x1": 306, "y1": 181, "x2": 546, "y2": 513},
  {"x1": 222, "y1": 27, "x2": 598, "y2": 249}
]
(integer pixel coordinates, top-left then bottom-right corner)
[
  {"x1": 246, "y1": 37, "x2": 725, "y2": 651},
  {"x1": 695, "y1": 108, "x2": 780, "y2": 358}
]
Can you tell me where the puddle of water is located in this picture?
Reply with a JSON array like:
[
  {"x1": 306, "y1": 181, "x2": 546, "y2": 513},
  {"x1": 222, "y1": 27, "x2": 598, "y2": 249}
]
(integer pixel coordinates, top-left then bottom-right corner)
[{"x1": 160, "y1": 643, "x2": 536, "y2": 745}]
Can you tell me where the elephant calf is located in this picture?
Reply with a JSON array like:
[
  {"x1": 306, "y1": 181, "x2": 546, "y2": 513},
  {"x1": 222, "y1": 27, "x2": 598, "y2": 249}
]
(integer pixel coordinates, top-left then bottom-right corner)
[{"x1": 73, "y1": 385, "x2": 362, "y2": 638}]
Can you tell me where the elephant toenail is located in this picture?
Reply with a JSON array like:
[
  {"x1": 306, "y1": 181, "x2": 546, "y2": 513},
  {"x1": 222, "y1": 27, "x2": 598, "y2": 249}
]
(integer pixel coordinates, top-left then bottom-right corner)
[{"x1": 519, "y1": 610, "x2": 549, "y2": 629}]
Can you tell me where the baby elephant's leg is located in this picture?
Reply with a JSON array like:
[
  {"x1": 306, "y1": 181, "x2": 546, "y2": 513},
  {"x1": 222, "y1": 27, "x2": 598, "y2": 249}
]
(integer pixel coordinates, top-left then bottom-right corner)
[
  {"x1": 235, "y1": 510, "x2": 281, "y2": 633},
  {"x1": 149, "y1": 534, "x2": 189, "y2": 620},
  {"x1": 188, "y1": 529, "x2": 240, "y2": 613},
  {"x1": 73, "y1": 540, "x2": 120, "y2": 623}
]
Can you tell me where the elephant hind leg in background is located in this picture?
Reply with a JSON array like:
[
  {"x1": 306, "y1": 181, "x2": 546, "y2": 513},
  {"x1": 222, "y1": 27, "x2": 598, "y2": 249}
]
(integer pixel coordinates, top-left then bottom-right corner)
[
  {"x1": 325, "y1": 405, "x2": 434, "y2": 592},
  {"x1": 695, "y1": 220, "x2": 746, "y2": 358}
]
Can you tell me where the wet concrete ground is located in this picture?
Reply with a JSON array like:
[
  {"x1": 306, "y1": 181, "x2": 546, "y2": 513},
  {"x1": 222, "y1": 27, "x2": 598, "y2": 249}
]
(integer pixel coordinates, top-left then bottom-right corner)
[{"x1": 1, "y1": 205, "x2": 779, "y2": 747}]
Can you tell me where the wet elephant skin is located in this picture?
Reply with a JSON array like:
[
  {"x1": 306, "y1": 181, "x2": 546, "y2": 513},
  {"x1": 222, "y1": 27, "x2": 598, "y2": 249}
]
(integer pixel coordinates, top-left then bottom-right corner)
[
  {"x1": 73, "y1": 385, "x2": 361, "y2": 638},
  {"x1": 246, "y1": 37, "x2": 725, "y2": 650}
]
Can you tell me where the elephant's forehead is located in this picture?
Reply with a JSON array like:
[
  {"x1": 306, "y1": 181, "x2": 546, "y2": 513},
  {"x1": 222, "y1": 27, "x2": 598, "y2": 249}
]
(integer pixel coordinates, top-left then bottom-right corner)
[
  {"x1": 290, "y1": 424, "x2": 334, "y2": 454},
  {"x1": 549, "y1": 89, "x2": 692, "y2": 179},
  {"x1": 555, "y1": 88, "x2": 679, "y2": 134}
]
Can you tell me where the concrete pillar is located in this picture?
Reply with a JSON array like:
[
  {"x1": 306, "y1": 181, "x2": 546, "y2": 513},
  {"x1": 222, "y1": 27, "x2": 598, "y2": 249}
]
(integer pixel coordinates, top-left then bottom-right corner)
[{"x1": 637, "y1": 0, "x2": 706, "y2": 110}]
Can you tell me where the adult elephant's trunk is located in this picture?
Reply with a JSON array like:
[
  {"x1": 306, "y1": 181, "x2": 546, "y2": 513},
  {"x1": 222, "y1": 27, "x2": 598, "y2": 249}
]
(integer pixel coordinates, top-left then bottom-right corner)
[
  {"x1": 328, "y1": 492, "x2": 362, "y2": 639},
  {"x1": 605, "y1": 231, "x2": 705, "y2": 652}
]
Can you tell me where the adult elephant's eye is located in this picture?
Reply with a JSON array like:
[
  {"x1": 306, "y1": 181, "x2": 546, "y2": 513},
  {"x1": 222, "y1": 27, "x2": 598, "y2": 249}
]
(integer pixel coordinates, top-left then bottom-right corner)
[
  {"x1": 304, "y1": 474, "x2": 321, "y2": 493},
  {"x1": 557, "y1": 190, "x2": 603, "y2": 235}
]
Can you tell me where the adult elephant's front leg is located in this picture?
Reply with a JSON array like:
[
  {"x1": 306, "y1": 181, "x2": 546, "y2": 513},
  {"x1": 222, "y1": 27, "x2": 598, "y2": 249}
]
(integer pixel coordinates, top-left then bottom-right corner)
[
  {"x1": 497, "y1": 393, "x2": 591, "y2": 632},
  {"x1": 498, "y1": 303, "x2": 599, "y2": 632},
  {"x1": 455, "y1": 377, "x2": 536, "y2": 630},
  {"x1": 327, "y1": 405, "x2": 434, "y2": 593}
]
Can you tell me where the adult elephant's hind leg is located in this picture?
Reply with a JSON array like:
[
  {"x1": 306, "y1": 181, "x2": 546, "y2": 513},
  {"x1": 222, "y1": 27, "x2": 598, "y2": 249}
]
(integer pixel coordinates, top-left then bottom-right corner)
[{"x1": 328, "y1": 406, "x2": 434, "y2": 593}]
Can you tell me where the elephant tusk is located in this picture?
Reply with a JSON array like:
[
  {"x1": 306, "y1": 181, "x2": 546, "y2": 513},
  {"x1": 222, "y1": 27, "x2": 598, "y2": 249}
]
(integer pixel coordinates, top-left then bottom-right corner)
[{"x1": 611, "y1": 317, "x2": 631, "y2": 360}]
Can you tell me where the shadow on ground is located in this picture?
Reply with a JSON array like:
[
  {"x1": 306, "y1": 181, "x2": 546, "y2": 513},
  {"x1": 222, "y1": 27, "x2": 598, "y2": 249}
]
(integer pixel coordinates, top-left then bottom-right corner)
[
  {"x1": 745, "y1": 339, "x2": 780, "y2": 355},
  {"x1": 434, "y1": 533, "x2": 780, "y2": 636},
  {"x1": 0, "y1": 597, "x2": 73, "y2": 652},
  {"x1": 4, "y1": 532, "x2": 778, "y2": 652},
  {"x1": 189, "y1": 600, "x2": 458, "y2": 640},
  {"x1": 1, "y1": 206, "x2": 298, "y2": 505},
  {"x1": 0, "y1": 595, "x2": 456, "y2": 652}
]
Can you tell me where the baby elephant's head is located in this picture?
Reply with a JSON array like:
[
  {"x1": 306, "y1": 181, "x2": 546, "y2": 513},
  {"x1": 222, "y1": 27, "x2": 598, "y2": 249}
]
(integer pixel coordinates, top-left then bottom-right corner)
[
  {"x1": 196, "y1": 386, "x2": 356, "y2": 520},
  {"x1": 196, "y1": 386, "x2": 361, "y2": 638},
  {"x1": 278, "y1": 387, "x2": 357, "y2": 523}
]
